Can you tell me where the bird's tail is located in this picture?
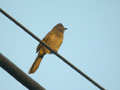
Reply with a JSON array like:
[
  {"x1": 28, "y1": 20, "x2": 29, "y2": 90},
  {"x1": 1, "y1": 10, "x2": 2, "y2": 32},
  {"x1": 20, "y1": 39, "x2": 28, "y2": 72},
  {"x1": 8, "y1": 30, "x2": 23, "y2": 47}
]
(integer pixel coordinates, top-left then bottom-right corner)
[{"x1": 29, "y1": 54, "x2": 44, "y2": 74}]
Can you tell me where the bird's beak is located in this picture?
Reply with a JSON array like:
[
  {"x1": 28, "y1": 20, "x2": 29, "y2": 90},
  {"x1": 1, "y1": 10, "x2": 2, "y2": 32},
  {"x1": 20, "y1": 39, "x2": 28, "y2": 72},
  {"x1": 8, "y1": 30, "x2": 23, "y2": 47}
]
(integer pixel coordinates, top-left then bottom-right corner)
[{"x1": 64, "y1": 27, "x2": 68, "y2": 30}]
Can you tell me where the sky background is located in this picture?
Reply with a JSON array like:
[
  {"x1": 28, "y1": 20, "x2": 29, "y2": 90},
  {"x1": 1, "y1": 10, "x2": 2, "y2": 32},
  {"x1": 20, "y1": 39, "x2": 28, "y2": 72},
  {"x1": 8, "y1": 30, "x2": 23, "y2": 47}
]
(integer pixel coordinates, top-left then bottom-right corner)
[{"x1": 0, "y1": 0, "x2": 120, "y2": 90}]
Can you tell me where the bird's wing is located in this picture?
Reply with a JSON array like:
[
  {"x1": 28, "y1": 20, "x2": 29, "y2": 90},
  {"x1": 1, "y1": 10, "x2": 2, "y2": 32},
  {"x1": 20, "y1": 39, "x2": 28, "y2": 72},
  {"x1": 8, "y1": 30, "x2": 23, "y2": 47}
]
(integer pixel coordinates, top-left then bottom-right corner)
[
  {"x1": 36, "y1": 31, "x2": 52, "y2": 53},
  {"x1": 36, "y1": 43, "x2": 41, "y2": 53}
]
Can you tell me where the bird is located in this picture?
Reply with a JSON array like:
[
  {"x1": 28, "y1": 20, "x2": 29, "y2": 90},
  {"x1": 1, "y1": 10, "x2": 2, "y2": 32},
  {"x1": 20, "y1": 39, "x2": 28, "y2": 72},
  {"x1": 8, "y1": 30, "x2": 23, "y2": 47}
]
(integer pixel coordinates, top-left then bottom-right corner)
[{"x1": 28, "y1": 23, "x2": 67, "y2": 74}]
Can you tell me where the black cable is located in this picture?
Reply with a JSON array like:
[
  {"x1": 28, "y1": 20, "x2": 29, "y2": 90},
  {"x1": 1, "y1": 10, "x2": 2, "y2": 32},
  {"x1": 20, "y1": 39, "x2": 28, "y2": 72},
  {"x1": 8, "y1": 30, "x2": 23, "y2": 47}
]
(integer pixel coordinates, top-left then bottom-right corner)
[{"x1": 0, "y1": 8, "x2": 105, "y2": 90}]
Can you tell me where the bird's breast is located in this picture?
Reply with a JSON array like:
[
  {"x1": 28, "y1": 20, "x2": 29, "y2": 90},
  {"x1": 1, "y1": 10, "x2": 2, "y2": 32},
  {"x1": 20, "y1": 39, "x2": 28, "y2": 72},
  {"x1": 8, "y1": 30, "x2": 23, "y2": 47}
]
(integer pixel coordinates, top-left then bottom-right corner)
[{"x1": 47, "y1": 32, "x2": 63, "y2": 52}]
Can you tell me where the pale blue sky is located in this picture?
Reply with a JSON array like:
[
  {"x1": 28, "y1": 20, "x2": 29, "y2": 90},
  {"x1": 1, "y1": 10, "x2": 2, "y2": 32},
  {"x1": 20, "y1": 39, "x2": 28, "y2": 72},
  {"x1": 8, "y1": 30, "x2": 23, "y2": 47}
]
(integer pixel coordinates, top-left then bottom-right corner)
[{"x1": 0, "y1": 0, "x2": 120, "y2": 90}]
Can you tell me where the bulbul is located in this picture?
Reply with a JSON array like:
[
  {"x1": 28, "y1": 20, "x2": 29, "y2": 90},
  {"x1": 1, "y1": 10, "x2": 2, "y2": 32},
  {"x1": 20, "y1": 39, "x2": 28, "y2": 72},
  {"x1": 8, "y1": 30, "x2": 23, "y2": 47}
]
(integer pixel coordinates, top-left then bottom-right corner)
[{"x1": 29, "y1": 23, "x2": 67, "y2": 74}]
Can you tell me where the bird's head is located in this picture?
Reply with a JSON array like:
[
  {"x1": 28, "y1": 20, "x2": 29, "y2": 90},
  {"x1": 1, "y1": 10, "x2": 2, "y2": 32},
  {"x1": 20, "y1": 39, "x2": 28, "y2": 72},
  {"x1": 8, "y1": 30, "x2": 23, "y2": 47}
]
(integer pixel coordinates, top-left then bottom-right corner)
[{"x1": 54, "y1": 23, "x2": 67, "y2": 32}]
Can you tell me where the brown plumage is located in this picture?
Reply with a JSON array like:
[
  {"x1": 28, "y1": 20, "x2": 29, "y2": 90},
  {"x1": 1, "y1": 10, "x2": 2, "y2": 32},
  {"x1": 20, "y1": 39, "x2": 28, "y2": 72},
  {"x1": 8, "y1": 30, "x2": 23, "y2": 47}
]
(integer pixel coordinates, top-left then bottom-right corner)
[{"x1": 29, "y1": 23, "x2": 67, "y2": 74}]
